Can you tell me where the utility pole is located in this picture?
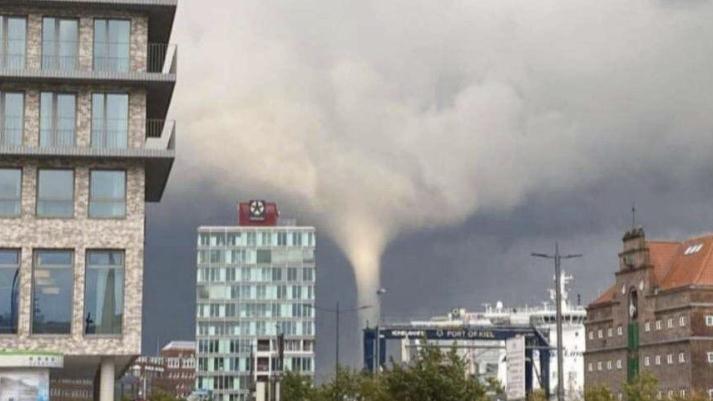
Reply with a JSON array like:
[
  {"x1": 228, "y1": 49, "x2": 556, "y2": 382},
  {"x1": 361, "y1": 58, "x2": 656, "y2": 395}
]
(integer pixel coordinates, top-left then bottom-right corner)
[
  {"x1": 532, "y1": 243, "x2": 582, "y2": 401},
  {"x1": 375, "y1": 288, "x2": 387, "y2": 376},
  {"x1": 304, "y1": 303, "x2": 372, "y2": 400}
]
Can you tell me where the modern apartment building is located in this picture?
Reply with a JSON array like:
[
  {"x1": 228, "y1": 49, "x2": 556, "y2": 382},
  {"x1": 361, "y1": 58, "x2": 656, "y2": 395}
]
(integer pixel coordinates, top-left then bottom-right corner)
[
  {"x1": 585, "y1": 228, "x2": 713, "y2": 399},
  {"x1": 0, "y1": 1, "x2": 177, "y2": 400},
  {"x1": 196, "y1": 201, "x2": 316, "y2": 401}
]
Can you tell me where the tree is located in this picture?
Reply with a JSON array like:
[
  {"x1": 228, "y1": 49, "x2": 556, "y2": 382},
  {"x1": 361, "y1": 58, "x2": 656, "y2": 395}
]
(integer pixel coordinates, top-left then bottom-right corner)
[
  {"x1": 282, "y1": 371, "x2": 320, "y2": 401},
  {"x1": 584, "y1": 385, "x2": 615, "y2": 401},
  {"x1": 624, "y1": 372, "x2": 657, "y2": 401}
]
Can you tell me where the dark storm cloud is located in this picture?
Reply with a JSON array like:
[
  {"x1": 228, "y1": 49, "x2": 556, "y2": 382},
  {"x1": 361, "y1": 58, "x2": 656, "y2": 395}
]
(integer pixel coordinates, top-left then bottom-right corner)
[{"x1": 143, "y1": 0, "x2": 713, "y2": 375}]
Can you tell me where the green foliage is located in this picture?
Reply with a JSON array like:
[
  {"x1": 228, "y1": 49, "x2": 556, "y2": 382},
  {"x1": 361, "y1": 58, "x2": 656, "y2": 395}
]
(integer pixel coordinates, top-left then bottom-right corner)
[
  {"x1": 148, "y1": 389, "x2": 183, "y2": 401},
  {"x1": 584, "y1": 385, "x2": 615, "y2": 401},
  {"x1": 282, "y1": 344, "x2": 495, "y2": 401},
  {"x1": 624, "y1": 371, "x2": 658, "y2": 401}
]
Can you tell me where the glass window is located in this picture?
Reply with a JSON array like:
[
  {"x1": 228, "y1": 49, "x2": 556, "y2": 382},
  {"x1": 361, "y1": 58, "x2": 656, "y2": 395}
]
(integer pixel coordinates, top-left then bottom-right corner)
[
  {"x1": 0, "y1": 92, "x2": 24, "y2": 146},
  {"x1": 40, "y1": 92, "x2": 76, "y2": 147},
  {"x1": 84, "y1": 251, "x2": 124, "y2": 335},
  {"x1": 0, "y1": 16, "x2": 26, "y2": 69},
  {"x1": 37, "y1": 169, "x2": 74, "y2": 218},
  {"x1": 32, "y1": 250, "x2": 73, "y2": 334},
  {"x1": 91, "y1": 93, "x2": 129, "y2": 149},
  {"x1": 89, "y1": 170, "x2": 126, "y2": 218},
  {"x1": 0, "y1": 168, "x2": 21, "y2": 217},
  {"x1": 42, "y1": 18, "x2": 78, "y2": 70},
  {"x1": 0, "y1": 249, "x2": 20, "y2": 334},
  {"x1": 93, "y1": 19, "x2": 130, "y2": 72}
]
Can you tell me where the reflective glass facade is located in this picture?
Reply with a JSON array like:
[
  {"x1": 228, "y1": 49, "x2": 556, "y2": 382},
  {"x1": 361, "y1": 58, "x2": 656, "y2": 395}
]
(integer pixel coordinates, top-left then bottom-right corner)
[{"x1": 195, "y1": 226, "x2": 316, "y2": 401}]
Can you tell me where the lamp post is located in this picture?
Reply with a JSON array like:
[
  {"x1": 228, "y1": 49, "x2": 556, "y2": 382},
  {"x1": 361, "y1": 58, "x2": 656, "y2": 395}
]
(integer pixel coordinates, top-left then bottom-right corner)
[
  {"x1": 532, "y1": 243, "x2": 582, "y2": 401},
  {"x1": 305, "y1": 303, "x2": 372, "y2": 400},
  {"x1": 375, "y1": 288, "x2": 387, "y2": 376}
]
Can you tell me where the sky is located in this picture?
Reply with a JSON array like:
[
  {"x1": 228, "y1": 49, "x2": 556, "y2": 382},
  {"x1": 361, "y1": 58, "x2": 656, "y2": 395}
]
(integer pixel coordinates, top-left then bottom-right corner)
[{"x1": 142, "y1": 0, "x2": 713, "y2": 377}]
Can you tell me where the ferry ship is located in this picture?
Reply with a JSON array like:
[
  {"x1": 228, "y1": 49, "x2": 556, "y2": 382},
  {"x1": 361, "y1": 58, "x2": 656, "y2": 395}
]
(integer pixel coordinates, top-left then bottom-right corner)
[{"x1": 397, "y1": 272, "x2": 586, "y2": 400}]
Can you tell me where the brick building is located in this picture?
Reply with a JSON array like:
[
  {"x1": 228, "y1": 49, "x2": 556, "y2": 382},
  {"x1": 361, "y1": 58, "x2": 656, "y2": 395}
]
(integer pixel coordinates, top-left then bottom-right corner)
[
  {"x1": 585, "y1": 228, "x2": 713, "y2": 399},
  {"x1": 122, "y1": 341, "x2": 196, "y2": 400},
  {"x1": 0, "y1": 1, "x2": 177, "y2": 400}
]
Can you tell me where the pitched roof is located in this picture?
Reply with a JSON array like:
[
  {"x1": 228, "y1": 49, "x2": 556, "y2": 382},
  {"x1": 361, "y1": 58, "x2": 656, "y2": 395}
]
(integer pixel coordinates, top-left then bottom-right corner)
[{"x1": 589, "y1": 234, "x2": 713, "y2": 308}]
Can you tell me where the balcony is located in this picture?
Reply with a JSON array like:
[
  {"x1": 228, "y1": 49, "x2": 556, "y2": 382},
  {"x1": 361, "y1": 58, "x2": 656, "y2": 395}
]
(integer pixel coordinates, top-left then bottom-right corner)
[
  {"x1": 0, "y1": 43, "x2": 177, "y2": 118},
  {"x1": 0, "y1": 119, "x2": 175, "y2": 201}
]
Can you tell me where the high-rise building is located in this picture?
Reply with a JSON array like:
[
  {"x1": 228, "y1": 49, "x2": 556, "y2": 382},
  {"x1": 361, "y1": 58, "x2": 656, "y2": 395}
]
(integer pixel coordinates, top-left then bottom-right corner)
[
  {"x1": 0, "y1": 1, "x2": 177, "y2": 400},
  {"x1": 586, "y1": 228, "x2": 713, "y2": 399},
  {"x1": 195, "y1": 201, "x2": 316, "y2": 401}
]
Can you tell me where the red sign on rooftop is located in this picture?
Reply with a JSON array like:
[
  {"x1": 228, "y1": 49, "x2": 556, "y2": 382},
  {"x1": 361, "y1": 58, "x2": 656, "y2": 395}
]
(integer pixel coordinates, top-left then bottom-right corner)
[{"x1": 238, "y1": 200, "x2": 279, "y2": 226}]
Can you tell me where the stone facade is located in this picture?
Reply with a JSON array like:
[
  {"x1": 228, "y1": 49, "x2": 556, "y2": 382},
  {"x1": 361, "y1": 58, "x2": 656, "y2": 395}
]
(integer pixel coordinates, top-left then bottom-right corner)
[
  {"x1": 585, "y1": 229, "x2": 713, "y2": 399},
  {"x1": 0, "y1": 2, "x2": 176, "y2": 396}
]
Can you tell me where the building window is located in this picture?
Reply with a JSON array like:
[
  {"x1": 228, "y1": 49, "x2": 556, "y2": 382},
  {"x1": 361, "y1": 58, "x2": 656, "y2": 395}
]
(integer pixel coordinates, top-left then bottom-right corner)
[
  {"x1": 679, "y1": 352, "x2": 685, "y2": 363},
  {"x1": 645, "y1": 321, "x2": 651, "y2": 332},
  {"x1": 707, "y1": 389, "x2": 713, "y2": 400},
  {"x1": 89, "y1": 170, "x2": 126, "y2": 218},
  {"x1": 93, "y1": 19, "x2": 130, "y2": 72},
  {"x1": 41, "y1": 17, "x2": 78, "y2": 70},
  {"x1": 607, "y1": 327, "x2": 613, "y2": 337},
  {"x1": 655, "y1": 355, "x2": 661, "y2": 365},
  {"x1": 644, "y1": 356, "x2": 650, "y2": 366},
  {"x1": 667, "y1": 318, "x2": 673, "y2": 329},
  {"x1": 607, "y1": 360, "x2": 612, "y2": 370},
  {"x1": 0, "y1": 91, "x2": 24, "y2": 146},
  {"x1": 37, "y1": 169, "x2": 74, "y2": 218},
  {"x1": 588, "y1": 331, "x2": 593, "y2": 340},
  {"x1": 707, "y1": 352, "x2": 713, "y2": 363},
  {"x1": 597, "y1": 361, "x2": 602, "y2": 371},
  {"x1": 679, "y1": 316, "x2": 686, "y2": 327},
  {"x1": 0, "y1": 168, "x2": 21, "y2": 217},
  {"x1": 597, "y1": 329, "x2": 603, "y2": 339},
  {"x1": 706, "y1": 316, "x2": 713, "y2": 327},
  {"x1": 681, "y1": 390, "x2": 686, "y2": 398},
  {"x1": 91, "y1": 93, "x2": 129, "y2": 149},
  {"x1": 656, "y1": 320, "x2": 662, "y2": 330},
  {"x1": 617, "y1": 325, "x2": 623, "y2": 336},
  {"x1": 32, "y1": 250, "x2": 73, "y2": 334},
  {"x1": 40, "y1": 92, "x2": 76, "y2": 147},
  {"x1": 0, "y1": 249, "x2": 20, "y2": 334},
  {"x1": 667, "y1": 354, "x2": 673, "y2": 364},
  {"x1": 0, "y1": 16, "x2": 26, "y2": 69},
  {"x1": 616, "y1": 359, "x2": 622, "y2": 369},
  {"x1": 84, "y1": 251, "x2": 124, "y2": 335}
]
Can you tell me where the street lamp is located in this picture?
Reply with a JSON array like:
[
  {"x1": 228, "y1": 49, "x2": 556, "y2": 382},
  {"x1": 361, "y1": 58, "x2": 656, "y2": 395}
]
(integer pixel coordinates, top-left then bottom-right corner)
[
  {"x1": 532, "y1": 242, "x2": 582, "y2": 401},
  {"x1": 375, "y1": 288, "x2": 387, "y2": 375}
]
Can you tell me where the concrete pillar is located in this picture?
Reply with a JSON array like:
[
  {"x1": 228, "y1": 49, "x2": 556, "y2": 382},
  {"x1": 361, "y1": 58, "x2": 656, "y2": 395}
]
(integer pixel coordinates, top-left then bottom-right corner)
[{"x1": 99, "y1": 358, "x2": 115, "y2": 401}]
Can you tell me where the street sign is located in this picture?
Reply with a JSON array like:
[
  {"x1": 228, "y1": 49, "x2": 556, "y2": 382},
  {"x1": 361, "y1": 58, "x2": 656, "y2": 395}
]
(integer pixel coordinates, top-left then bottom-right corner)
[{"x1": 506, "y1": 336, "x2": 526, "y2": 400}]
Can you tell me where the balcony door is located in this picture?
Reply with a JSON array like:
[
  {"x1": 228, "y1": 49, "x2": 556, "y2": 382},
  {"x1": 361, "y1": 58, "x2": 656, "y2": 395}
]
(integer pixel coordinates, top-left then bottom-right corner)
[
  {"x1": 93, "y1": 19, "x2": 130, "y2": 72},
  {"x1": 0, "y1": 16, "x2": 26, "y2": 69},
  {"x1": 92, "y1": 93, "x2": 128, "y2": 149},
  {"x1": 42, "y1": 18, "x2": 79, "y2": 70}
]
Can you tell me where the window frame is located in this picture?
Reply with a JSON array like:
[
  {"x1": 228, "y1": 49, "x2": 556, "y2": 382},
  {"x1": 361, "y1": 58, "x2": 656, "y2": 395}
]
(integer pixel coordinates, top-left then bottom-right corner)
[
  {"x1": 92, "y1": 18, "x2": 131, "y2": 72},
  {"x1": 0, "y1": 16, "x2": 27, "y2": 69},
  {"x1": 90, "y1": 92, "x2": 130, "y2": 149},
  {"x1": 36, "y1": 168, "x2": 75, "y2": 218},
  {"x1": 31, "y1": 249, "x2": 74, "y2": 335},
  {"x1": 0, "y1": 167, "x2": 22, "y2": 218},
  {"x1": 0, "y1": 248, "x2": 21, "y2": 335},
  {"x1": 83, "y1": 249, "x2": 126, "y2": 336},
  {"x1": 0, "y1": 90, "x2": 25, "y2": 146},
  {"x1": 88, "y1": 169, "x2": 127, "y2": 219},
  {"x1": 41, "y1": 16, "x2": 79, "y2": 71},
  {"x1": 39, "y1": 91, "x2": 77, "y2": 147}
]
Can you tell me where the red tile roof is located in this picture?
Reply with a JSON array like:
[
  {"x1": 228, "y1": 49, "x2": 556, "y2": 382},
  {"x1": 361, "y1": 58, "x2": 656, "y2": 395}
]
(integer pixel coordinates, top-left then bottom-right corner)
[{"x1": 589, "y1": 235, "x2": 713, "y2": 308}]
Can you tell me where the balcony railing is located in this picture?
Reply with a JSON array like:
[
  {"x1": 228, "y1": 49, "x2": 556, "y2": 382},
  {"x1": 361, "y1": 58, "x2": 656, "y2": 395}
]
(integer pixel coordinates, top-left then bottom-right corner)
[
  {"x1": 0, "y1": 42, "x2": 176, "y2": 75},
  {"x1": 0, "y1": 119, "x2": 175, "y2": 151}
]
